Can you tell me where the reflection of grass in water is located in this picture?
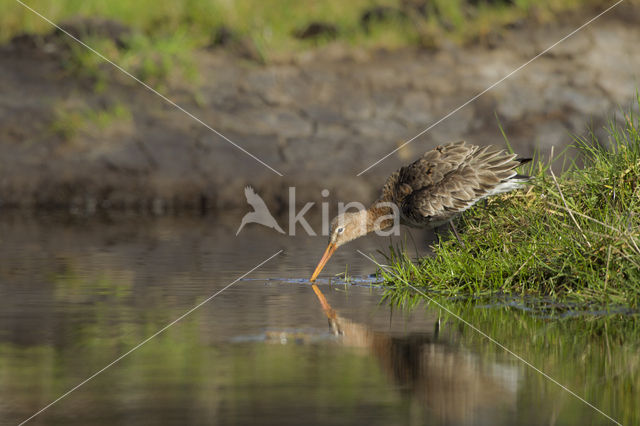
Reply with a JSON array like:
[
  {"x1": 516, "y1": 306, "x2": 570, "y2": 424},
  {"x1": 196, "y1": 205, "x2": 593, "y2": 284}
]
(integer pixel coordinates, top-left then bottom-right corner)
[
  {"x1": 53, "y1": 268, "x2": 133, "y2": 301},
  {"x1": 431, "y1": 298, "x2": 640, "y2": 425},
  {"x1": 5, "y1": 0, "x2": 596, "y2": 59},
  {"x1": 379, "y1": 98, "x2": 640, "y2": 308},
  {"x1": 0, "y1": 323, "x2": 398, "y2": 422},
  {"x1": 1, "y1": 295, "x2": 638, "y2": 423}
]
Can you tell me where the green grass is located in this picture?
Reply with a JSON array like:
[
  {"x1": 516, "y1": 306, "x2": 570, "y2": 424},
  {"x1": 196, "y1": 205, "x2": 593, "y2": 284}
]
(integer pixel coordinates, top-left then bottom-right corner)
[
  {"x1": 50, "y1": 101, "x2": 132, "y2": 140},
  {"x1": 3, "y1": 0, "x2": 600, "y2": 59},
  {"x1": 0, "y1": 0, "x2": 605, "y2": 91},
  {"x1": 62, "y1": 32, "x2": 200, "y2": 91},
  {"x1": 378, "y1": 98, "x2": 640, "y2": 308}
]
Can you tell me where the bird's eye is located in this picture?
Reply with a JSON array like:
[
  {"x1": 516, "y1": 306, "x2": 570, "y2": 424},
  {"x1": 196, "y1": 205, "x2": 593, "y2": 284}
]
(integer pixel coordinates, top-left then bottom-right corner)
[{"x1": 337, "y1": 227, "x2": 344, "y2": 234}]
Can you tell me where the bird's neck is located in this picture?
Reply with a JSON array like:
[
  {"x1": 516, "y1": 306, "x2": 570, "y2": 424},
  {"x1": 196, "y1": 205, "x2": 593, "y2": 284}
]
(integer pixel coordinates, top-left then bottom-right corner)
[{"x1": 364, "y1": 199, "x2": 397, "y2": 234}]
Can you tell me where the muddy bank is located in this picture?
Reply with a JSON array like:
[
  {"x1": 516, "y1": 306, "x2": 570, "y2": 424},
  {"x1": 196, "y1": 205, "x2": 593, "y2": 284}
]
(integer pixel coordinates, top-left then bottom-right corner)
[{"x1": 1, "y1": 4, "x2": 639, "y2": 213}]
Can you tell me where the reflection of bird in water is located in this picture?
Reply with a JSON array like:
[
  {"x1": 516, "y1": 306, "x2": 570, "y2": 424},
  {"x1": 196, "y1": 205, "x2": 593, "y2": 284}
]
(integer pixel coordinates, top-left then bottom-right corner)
[
  {"x1": 236, "y1": 186, "x2": 285, "y2": 236},
  {"x1": 311, "y1": 141, "x2": 531, "y2": 281},
  {"x1": 309, "y1": 284, "x2": 518, "y2": 424}
]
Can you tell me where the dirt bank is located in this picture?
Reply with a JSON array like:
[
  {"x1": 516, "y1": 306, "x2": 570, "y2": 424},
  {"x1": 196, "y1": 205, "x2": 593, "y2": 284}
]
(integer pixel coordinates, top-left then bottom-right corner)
[{"x1": 1, "y1": 4, "x2": 639, "y2": 213}]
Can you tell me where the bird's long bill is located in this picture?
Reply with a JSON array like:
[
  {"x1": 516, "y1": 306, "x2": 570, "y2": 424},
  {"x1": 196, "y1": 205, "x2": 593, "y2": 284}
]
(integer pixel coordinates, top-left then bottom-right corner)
[{"x1": 310, "y1": 243, "x2": 337, "y2": 282}]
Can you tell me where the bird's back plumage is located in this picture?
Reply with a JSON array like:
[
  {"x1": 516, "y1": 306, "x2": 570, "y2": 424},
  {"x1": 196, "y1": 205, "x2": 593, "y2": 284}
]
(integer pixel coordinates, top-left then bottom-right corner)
[{"x1": 379, "y1": 141, "x2": 530, "y2": 227}]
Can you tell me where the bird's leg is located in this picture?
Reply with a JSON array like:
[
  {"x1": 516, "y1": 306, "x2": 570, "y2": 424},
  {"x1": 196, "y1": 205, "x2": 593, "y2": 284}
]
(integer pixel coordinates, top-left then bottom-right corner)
[{"x1": 449, "y1": 220, "x2": 465, "y2": 248}]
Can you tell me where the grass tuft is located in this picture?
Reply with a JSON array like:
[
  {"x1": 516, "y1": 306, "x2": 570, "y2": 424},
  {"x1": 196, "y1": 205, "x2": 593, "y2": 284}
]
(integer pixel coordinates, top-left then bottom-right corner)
[
  {"x1": 62, "y1": 32, "x2": 199, "y2": 92},
  {"x1": 379, "y1": 97, "x2": 640, "y2": 309},
  {"x1": 50, "y1": 102, "x2": 132, "y2": 140}
]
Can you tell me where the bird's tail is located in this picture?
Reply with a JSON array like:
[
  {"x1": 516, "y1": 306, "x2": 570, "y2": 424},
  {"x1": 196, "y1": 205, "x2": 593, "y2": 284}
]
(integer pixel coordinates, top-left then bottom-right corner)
[{"x1": 513, "y1": 157, "x2": 533, "y2": 181}]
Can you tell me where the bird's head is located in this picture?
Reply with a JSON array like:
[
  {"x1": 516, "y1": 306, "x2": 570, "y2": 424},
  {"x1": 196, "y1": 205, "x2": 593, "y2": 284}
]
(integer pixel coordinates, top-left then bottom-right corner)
[
  {"x1": 329, "y1": 211, "x2": 368, "y2": 247},
  {"x1": 310, "y1": 210, "x2": 368, "y2": 282}
]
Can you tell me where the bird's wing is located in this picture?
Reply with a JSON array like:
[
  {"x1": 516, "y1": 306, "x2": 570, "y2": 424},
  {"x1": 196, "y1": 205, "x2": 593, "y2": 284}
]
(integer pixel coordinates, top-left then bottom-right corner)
[
  {"x1": 394, "y1": 141, "x2": 524, "y2": 222},
  {"x1": 244, "y1": 186, "x2": 270, "y2": 211}
]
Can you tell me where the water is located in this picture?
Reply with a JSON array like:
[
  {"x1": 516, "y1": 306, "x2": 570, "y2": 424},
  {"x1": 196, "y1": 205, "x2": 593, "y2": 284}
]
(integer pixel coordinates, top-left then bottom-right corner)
[{"x1": 0, "y1": 215, "x2": 637, "y2": 425}]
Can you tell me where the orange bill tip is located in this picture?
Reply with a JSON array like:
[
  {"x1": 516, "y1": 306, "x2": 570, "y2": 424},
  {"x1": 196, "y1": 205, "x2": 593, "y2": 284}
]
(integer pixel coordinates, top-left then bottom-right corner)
[{"x1": 310, "y1": 243, "x2": 337, "y2": 282}]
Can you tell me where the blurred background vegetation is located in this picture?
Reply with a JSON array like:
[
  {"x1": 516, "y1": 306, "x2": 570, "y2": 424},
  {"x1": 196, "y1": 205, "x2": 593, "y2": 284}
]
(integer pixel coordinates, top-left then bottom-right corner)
[{"x1": 4, "y1": 0, "x2": 597, "y2": 61}]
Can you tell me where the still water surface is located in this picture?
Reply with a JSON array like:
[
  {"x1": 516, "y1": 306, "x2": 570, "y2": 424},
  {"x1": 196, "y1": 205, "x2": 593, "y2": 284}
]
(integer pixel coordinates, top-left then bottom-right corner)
[{"x1": 0, "y1": 215, "x2": 637, "y2": 425}]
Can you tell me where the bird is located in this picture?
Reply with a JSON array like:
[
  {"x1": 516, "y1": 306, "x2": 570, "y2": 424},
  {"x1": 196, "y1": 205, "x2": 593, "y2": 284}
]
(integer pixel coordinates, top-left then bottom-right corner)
[
  {"x1": 310, "y1": 140, "x2": 531, "y2": 281},
  {"x1": 236, "y1": 186, "x2": 285, "y2": 235}
]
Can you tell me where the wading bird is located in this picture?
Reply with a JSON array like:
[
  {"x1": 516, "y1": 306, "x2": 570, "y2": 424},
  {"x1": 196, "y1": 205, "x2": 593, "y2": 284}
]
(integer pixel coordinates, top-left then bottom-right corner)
[{"x1": 310, "y1": 141, "x2": 531, "y2": 282}]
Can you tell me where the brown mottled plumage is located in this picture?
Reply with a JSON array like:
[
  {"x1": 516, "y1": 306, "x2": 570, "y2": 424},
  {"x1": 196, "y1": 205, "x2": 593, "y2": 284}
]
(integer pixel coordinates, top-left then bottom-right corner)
[
  {"x1": 382, "y1": 140, "x2": 531, "y2": 227},
  {"x1": 310, "y1": 141, "x2": 531, "y2": 282}
]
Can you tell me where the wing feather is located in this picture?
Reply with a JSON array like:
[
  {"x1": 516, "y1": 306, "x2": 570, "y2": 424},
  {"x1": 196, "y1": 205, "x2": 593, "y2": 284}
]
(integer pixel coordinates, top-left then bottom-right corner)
[{"x1": 385, "y1": 141, "x2": 529, "y2": 226}]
